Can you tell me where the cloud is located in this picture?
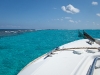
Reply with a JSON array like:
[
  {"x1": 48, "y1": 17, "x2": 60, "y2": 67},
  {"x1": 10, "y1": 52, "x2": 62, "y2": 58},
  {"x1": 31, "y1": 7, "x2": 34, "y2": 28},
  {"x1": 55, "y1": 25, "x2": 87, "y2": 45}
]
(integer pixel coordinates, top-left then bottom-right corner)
[
  {"x1": 65, "y1": 17, "x2": 71, "y2": 19},
  {"x1": 78, "y1": 20, "x2": 81, "y2": 22},
  {"x1": 61, "y1": 4, "x2": 80, "y2": 14},
  {"x1": 97, "y1": 24, "x2": 99, "y2": 26},
  {"x1": 69, "y1": 20, "x2": 74, "y2": 23},
  {"x1": 92, "y1": 22, "x2": 99, "y2": 26},
  {"x1": 92, "y1": 1, "x2": 98, "y2": 5},
  {"x1": 69, "y1": 19, "x2": 81, "y2": 23},
  {"x1": 53, "y1": 8, "x2": 57, "y2": 9},
  {"x1": 96, "y1": 13, "x2": 100, "y2": 17},
  {"x1": 61, "y1": 19, "x2": 63, "y2": 21},
  {"x1": 52, "y1": 18, "x2": 63, "y2": 21},
  {"x1": 93, "y1": 22, "x2": 95, "y2": 24}
]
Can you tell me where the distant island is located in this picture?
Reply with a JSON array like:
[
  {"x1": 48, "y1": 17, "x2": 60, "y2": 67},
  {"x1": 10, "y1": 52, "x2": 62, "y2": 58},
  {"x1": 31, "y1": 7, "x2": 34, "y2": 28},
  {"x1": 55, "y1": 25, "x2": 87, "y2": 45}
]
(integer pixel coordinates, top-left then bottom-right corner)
[{"x1": 0, "y1": 29, "x2": 36, "y2": 37}]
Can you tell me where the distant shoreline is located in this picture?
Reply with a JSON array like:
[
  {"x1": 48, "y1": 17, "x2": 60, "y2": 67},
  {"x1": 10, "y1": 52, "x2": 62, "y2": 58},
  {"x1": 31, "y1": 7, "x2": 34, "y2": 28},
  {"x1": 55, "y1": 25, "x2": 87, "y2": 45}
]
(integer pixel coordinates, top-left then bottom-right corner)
[{"x1": 0, "y1": 29, "x2": 36, "y2": 37}]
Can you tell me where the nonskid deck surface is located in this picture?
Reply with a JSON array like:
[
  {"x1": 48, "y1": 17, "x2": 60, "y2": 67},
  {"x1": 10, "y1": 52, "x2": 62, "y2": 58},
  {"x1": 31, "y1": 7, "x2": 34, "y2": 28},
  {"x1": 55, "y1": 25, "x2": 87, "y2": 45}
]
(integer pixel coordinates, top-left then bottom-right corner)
[{"x1": 18, "y1": 39, "x2": 100, "y2": 75}]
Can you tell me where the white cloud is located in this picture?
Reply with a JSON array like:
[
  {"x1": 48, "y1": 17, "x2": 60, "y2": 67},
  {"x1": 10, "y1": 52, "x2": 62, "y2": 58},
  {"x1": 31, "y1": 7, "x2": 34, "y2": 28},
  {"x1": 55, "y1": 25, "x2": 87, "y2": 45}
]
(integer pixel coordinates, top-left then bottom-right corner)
[
  {"x1": 52, "y1": 18, "x2": 63, "y2": 21},
  {"x1": 53, "y1": 8, "x2": 57, "y2": 9},
  {"x1": 61, "y1": 19, "x2": 63, "y2": 21},
  {"x1": 61, "y1": 4, "x2": 80, "y2": 14},
  {"x1": 96, "y1": 13, "x2": 100, "y2": 17},
  {"x1": 69, "y1": 20, "x2": 74, "y2": 23},
  {"x1": 65, "y1": 17, "x2": 71, "y2": 19},
  {"x1": 92, "y1": 1, "x2": 98, "y2": 5},
  {"x1": 92, "y1": 22, "x2": 100, "y2": 26},
  {"x1": 78, "y1": 20, "x2": 81, "y2": 22},
  {"x1": 93, "y1": 22, "x2": 95, "y2": 23},
  {"x1": 69, "y1": 19, "x2": 81, "y2": 23}
]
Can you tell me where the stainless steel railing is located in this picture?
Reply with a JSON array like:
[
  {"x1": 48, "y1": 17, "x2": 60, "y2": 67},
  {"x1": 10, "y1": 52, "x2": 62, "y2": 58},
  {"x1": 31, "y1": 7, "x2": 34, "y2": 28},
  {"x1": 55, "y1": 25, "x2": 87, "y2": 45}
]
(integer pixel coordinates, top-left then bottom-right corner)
[{"x1": 87, "y1": 57, "x2": 100, "y2": 75}]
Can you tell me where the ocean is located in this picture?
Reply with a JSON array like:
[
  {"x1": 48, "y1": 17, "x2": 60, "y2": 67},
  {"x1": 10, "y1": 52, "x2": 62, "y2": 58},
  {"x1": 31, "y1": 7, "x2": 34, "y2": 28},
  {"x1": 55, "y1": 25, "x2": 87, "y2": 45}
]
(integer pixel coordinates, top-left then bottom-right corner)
[{"x1": 0, "y1": 29, "x2": 100, "y2": 75}]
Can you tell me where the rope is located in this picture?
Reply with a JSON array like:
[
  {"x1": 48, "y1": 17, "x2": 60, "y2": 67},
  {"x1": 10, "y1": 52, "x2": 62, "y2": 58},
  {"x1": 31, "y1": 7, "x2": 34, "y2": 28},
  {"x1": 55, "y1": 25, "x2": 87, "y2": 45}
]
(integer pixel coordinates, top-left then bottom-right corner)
[{"x1": 56, "y1": 47, "x2": 99, "y2": 51}]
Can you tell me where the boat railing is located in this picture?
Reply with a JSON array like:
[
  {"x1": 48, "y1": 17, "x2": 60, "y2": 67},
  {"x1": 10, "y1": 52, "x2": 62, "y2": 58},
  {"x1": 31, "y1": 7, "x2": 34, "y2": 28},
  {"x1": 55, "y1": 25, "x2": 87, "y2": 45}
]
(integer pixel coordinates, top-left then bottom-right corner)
[
  {"x1": 87, "y1": 57, "x2": 100, "y2": 75},
  {"x1": 57, "y1": 47, "x2": 99, "y2": 50}
]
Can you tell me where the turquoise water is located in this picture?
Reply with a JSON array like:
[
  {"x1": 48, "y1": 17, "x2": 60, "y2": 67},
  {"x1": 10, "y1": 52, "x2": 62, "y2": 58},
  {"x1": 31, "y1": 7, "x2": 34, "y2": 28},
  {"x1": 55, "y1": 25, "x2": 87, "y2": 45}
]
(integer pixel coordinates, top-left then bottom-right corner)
[{"x1": 0, "y1": 29, "x2": 100, "y2": 75}]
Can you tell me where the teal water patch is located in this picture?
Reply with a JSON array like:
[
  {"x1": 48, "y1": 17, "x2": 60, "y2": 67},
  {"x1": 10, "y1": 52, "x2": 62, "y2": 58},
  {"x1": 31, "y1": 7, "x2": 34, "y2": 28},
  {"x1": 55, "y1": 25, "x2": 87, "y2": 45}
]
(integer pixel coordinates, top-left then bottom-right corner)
[{"x1": 0, "y1": 30, "x2": 100, "y2": 75}]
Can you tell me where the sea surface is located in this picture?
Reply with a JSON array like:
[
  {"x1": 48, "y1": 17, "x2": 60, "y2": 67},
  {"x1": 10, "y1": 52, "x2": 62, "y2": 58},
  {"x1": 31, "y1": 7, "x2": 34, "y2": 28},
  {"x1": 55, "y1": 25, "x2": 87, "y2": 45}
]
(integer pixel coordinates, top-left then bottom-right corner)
[{"x1": 0, "y1": 29, "x2": 100, "y2": 75}]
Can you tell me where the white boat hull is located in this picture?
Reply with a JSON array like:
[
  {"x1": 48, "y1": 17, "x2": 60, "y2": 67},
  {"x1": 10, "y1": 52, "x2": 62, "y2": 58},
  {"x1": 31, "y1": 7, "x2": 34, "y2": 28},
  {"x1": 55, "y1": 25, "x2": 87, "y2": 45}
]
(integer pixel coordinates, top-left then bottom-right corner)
[{"x1": 18, "y1": 39, "x2": 100, "y2": 75}]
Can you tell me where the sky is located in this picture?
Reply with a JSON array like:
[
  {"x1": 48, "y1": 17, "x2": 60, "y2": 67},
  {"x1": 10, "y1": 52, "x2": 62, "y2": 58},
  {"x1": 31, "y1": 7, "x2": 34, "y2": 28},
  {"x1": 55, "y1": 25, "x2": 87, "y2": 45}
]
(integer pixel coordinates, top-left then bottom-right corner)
[{"x1": 0, "y1": 0, "x2": 100, "y2": 29}]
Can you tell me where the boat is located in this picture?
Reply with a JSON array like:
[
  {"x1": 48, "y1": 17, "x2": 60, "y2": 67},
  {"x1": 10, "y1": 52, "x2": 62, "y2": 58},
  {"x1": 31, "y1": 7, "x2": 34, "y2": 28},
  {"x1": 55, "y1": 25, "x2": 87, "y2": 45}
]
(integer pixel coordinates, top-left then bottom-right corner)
[{"x1": 18, "y1": 31, "x2": 100, "y2": 75}]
